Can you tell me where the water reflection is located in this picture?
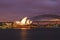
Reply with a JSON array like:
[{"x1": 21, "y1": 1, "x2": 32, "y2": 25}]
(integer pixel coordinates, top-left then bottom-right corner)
[
  {"x1": 20, "y1": 28, "x2": 60, "y2": 40},
  {"x1": 21, "y1": 29, "x2": 28, "y2": 40},
  {"x1": 0, "y1": 28, "x2": 60, "y2": 40}
]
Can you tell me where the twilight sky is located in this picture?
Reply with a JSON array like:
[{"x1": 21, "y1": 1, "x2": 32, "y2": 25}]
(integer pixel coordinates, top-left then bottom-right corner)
[{"x1": 0, "y1": 0, "x2": 60, "y2": 21}]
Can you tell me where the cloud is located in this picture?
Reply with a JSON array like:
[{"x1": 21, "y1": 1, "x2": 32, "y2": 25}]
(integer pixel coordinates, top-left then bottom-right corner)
[{"x1": 0, "y1": 0, "x2": 60, "y2": 21}]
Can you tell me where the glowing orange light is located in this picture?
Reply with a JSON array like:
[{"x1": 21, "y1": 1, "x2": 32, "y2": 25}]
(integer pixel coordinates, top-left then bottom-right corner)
[{"x1": 15, "y1": 21, "x2": 20, "y2": 24}]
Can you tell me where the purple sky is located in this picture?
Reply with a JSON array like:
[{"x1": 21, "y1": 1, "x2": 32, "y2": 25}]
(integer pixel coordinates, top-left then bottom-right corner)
[{"x1": 0, "y1": 0, "x2": 60, "y2": 21}]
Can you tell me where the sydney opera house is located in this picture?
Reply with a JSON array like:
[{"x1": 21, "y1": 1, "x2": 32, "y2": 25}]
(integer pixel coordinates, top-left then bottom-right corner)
[{"x1": 0, "y1": 14, "x2": 60, "y2": 29}]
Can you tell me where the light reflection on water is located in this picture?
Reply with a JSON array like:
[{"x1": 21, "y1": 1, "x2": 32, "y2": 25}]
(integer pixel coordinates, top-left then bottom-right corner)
[
  {"x1": 21, "y1": 29, "x2": 28, "y2": 40},
  {"x1": 20, "y1": 28, "x2": 60, "y2": 40},
  {"x1": 0, "y1": 28, "x2": 60, "y2": 40}
]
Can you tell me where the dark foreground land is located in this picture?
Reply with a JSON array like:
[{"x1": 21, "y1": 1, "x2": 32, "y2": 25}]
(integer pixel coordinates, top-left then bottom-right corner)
[{"x1": 0, "y1": 28, "x2": 60, "y2": 40}]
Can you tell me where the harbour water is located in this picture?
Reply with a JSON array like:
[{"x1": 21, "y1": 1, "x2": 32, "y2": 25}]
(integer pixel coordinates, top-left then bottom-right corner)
[{"x1": 0, "y1": 28, "x2": 60, "y2": 40}]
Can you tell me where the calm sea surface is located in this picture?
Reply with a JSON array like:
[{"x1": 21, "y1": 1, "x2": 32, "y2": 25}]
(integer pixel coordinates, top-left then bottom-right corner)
[{"x1": 0, "y1": 28, "x2": 60, "y2": 40}]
